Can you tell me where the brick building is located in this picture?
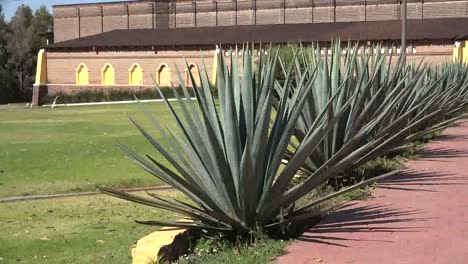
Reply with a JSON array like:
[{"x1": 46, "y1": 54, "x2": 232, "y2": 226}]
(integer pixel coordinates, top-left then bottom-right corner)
[{"x1": 32, "y1": 0, "x2": 468, "y2": 105}]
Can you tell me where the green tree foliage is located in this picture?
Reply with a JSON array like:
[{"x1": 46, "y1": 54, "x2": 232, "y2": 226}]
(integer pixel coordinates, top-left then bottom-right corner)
[
  {"x1": 31, "y1": 6, "x2": 53, "y2": 49},
  {"x1": 7, "y1": 5, "x2": 36, "y2": 101},
  {"x1": 0, "y1": 5, "x2": 17, "y2": 104},
  {"x1": 0, "y1": 5, "x2": 9, "y2": 65},
  {"x1": 0, "y1": 67, "x2": 18, "y2": 104},
  {"x1": 0, "y1": 4, "x2": 52, "y2": 104}
]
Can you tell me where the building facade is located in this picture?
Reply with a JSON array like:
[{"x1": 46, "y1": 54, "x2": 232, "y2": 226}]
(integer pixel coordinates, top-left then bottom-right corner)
[{"x1": 33, "y1": 0, "x2": 468, "y2": 105}]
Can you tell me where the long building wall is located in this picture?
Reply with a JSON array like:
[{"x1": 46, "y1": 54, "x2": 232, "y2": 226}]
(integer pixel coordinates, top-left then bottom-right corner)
[
  {"x1": 45, "y1": 44, "x2": 452, "y2": 88},
  {"x1": 53, "y1": 0, "x2": 468, "y2": 42},
  {"x1": 31, "y1": 43, "x2": 453, "y2": 105},
  {"x1": 46, "y1": 50, "x2": 216, "y2": 89}
]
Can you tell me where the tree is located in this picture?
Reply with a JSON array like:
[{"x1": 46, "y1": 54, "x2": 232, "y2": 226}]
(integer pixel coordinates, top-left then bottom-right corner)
[
  {"x1": 0, "y1": 4, "x2": 18, "y2": 104},
  {"x1": 31, "y1": 6, "x2": 53, "y2": 49},
  {"x1": 0, "y1": 66, "x2": 18, "y2": 104},
  {"x1": 8, "y1": 5, "x2": 35, "y2": 101},
  {"x1": 0, "y1": 4, "x2": 10, "y2": 65},
  {"x1": 5, "y1": 4, "x2": 52, "y2": 102}
]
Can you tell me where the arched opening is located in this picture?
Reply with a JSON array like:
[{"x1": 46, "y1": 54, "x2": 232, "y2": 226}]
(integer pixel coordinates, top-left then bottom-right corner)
[
  {"x1": 157, "y1": 64, "x2": 171, "y2": 86},
  {"x1": 101, "y1": 63, "x2": 115, "y2": 85},
  {"x1": 75, "y1": 63, "x2": 89, "y2": 85},
  {"x1": 128, "y1": 63, "x2": 143, "y2": 85},
  {"x1": 185, "y1": 63, "x2": 200, "y2": 87}
]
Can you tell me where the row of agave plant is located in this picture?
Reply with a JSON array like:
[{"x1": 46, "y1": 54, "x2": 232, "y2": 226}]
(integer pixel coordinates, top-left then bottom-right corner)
[
  {"x1": 101, "y1": 42, "x2": 468, "y2": 240},
  {"x1": 280, "y1": 43, "x2": 468, "y2": 189}
]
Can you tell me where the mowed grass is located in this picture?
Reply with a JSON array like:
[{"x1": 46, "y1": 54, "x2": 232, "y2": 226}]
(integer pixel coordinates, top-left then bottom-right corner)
[
  {"x1": 0, "y1": 192, "x2": 291, "y2": 264},
  {"x1": 0, "y1": 191, "x2": 181, "y2": 264},
  {"x1": 0, "y1": 103, "x2": 180, "y2": 198}
]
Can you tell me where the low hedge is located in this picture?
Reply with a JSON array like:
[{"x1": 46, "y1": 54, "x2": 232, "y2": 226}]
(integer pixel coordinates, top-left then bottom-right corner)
[{"x1": 42, "y1": 87, "x2": 187, "y2": 104}]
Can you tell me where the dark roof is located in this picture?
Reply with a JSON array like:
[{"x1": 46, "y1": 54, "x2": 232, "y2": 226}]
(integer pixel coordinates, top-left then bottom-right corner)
[{"x1": 48, "y1": 18, "x2": 468, "y2": 51}]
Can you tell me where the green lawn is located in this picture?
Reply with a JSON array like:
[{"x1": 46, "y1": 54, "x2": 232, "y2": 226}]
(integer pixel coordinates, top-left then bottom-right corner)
[
  {"x1": 0, "y1": 103, "x2": 384, "y2": 264},
  {"x1": 0, "y1": 191, "x2": 180, "y2": 264},
  {"x1": 0, "y1": 191, "x2": 290, "y2": 264},
  {"x1": 0, "y1": 103, "x2": 179, "y2": 198}
]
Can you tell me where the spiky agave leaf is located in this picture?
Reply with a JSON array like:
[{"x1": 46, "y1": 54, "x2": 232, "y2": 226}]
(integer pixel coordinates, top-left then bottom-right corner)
[{"x1": 275, "y1": 43, "x2": 403, "y2": 181}]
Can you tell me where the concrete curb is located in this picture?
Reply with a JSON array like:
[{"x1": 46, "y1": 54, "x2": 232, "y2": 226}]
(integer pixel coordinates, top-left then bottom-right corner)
[
  {"x1": 0, "y1": 185, "x2": 172, "y2": 204},
  {"x1": 42, "y1": 98, "x2": 196, "y2": 107}
]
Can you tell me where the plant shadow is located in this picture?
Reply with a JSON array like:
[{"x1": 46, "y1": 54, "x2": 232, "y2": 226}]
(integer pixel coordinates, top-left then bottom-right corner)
[
  {"x1": 291, "y1": 202, "x2": 429, "y2": 247},
  {"x1": 432, "y1": 134, "x2": 468, "y2": 141},
  {"x1": 288, "y1": 168, "x2": 468, "y2": 247},
  {"x1": 377, "y1": 169, "x2": 468, "y2": 192},
  {"x1": 415, "y1": 147, "x2": 468, "y2": 159}
]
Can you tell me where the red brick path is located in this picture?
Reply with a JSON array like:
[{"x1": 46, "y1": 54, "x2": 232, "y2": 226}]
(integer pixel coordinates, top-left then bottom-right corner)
[{"x1": 277, "y1": 122, "x2": 468, "y2": 264}]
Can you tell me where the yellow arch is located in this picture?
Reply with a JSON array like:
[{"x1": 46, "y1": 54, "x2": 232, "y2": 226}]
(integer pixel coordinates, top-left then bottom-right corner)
[
  {"x1": 75, "y1": 63, "x2": 89, "y2": 85},
  {"x1": 186, "y1": 63, "x2": 200, "y2": 87},
  {"x1": 157, "y1": 63, "x2": 171, "y2": 86},
  {"x1": 101, "y1": 63, "x2": 115, "y2": 85},
  {"x1": 129, "y1": 63, "x2": 143, "y2": 85}
]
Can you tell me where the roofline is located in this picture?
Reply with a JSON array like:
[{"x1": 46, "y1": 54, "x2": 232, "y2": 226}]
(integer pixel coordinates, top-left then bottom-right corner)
[
  {"x1": 45, "y1": 44, "x2": 217, "y2": 52},
  {"x1": 51, "y1": 0, "x2": 468, "y2": 9},
  {"x1": 52, "y1": 0, "x2": 153, "y2": 8},
  {"x1": 45, "y1": 40, "x2": 454, "y2": 53},
  {"x1": 42, "y1": 39, "x2": 453, "y2": 55},
  {"x1": 46, "y1": 18, "x2": 467, "y2": 52}
]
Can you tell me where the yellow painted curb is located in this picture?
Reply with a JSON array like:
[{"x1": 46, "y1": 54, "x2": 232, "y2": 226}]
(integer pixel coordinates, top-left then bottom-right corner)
[{"x1": 132, "y1": 219, "x2": 192, "y2": 264}]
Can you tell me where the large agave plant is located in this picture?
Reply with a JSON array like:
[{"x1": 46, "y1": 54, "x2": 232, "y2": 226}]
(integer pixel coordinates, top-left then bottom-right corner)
[{"x1": 101, "y1": 47, "x2": 392, "y2": 237}]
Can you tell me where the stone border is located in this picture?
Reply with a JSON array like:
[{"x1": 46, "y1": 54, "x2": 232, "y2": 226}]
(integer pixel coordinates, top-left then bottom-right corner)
[{"x1": 132, "y1": 219, "x2": 192, "y2": 264}]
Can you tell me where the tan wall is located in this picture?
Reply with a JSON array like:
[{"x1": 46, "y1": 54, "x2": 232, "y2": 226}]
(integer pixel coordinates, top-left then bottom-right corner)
[
  {"x1": 335, "y1": 6, "x2": 363, "y2": 22},
  {"x1": 45, "y1": 43, "x2": 452, "y2": 86},
  {"x1": 80, "y1": 6, "x2": 102, "y2": 38},
  {"x1": 102, "y1": 4, "x2": 127, "y2": 32},
  {"x1": 53, "y1": 0, "x2": 468, "y2": 42},
  {"x1": 46, "y1": 50, "x2": 217, "y2": 87},
  {"x1": 398, "y1": 44, "x2": 452, "y2": 64},
  {"x1": 407, "y1": 55, "x2": 452, "y2": 65},
  {"x1": 54, "y1": 6, "x2": 80, "y2": 42},
  {"x1": 366, "y1": 4, "x2": 398, "y2": 21},
  {"x1": 128, "y1": 2, "x2": 154, "y2": 29},
  {"x1": 196, "y1": 11, "x2": 217, "y2": 27},
  {"x1": 285, "y1": 7, "x2": 311, "y2": 24},
  {"x1": 37, "y1": 43, "x2": 453, "y2": 101},
  {"x1": 313, "y1": 7, "x2": 333, "y2": 23}
]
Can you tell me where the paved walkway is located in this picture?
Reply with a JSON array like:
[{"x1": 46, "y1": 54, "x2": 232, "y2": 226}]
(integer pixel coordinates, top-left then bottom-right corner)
[{"x1": 277, "y1": 121, "x2": 468, "y2": 264}]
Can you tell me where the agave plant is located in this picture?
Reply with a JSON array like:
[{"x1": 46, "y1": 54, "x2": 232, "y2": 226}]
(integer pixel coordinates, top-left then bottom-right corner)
[
  {"x1": 277, "y1": 43, "x2": 412, "y2": 182},
  {"x1": 279, "y1": 42, "x2": 468, "y2": 186},
  {"x1": 100, "y1": 46, "x2": 394, "y2": 237},
  {"x1": 355, "y1": 62, "x2": 468, "y2": 166},
  {"x1": 350, "y1": 56, "x2": 468, "y2": 166}
]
